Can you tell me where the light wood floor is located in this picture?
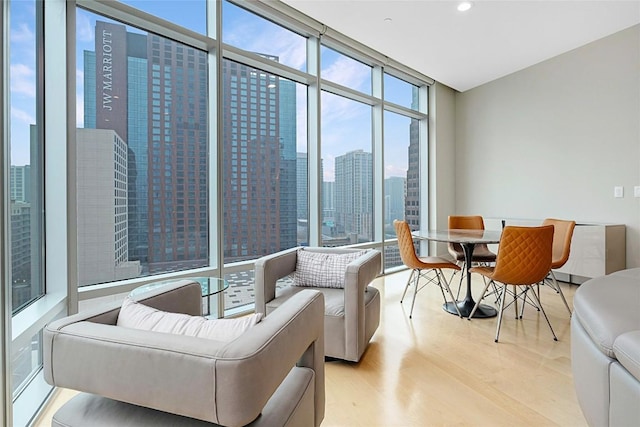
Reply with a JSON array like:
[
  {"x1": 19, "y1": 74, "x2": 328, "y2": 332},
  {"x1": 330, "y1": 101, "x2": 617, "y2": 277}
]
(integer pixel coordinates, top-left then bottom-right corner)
[{"x1": 34, "y1": 270, "x2": 587, "y2": 426}]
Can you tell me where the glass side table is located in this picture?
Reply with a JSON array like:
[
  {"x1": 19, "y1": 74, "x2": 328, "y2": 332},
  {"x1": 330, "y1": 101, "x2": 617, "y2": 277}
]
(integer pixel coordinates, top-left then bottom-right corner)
[{"x1": 129, "y1": 277, "x2": 229, "y2": 318}]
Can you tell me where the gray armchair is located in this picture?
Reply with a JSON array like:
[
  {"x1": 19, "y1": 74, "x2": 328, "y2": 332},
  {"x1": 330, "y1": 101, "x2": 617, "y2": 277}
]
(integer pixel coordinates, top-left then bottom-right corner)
[
  {"x1": 255, "y1": 247, "x2": 381, "y2": 363},
  {"x1": 44, "y1": 279, "x2": 325, "y2": 427}
]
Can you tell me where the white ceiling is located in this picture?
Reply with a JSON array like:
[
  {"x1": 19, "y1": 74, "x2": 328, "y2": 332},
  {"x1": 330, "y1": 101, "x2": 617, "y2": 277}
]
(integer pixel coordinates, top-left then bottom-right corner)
[{"x1": 281, "y1": 0, "x2": 640, "y2": 92}]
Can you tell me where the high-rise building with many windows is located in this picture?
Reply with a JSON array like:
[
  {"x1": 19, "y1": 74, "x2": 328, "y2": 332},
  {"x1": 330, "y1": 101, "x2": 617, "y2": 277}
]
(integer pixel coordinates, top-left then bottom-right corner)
[
  {"x1": 10, "y1": 165, "x2": 31, "y2": 203},
  {"x1": 296, "y1": 152, "x2": 307, "y2": 220},
  {"x1": 221, "y1": 59, "x2": 297, "y2": 262},
  {"x1": 405, "y1": 93, "x2": 421, "y2": 230},
  {"x1": 76, "y1": 129, "x2": 141, "y2": 286},
  {"x1": 84, "y1": 21, "x2": 208, "y2": 278},
  {"x1": 334, "y1": 149, "x2": 373, "y2": 242},
  {"x1": 84, "y1": 22, "x2": 299, "y2": 273}
]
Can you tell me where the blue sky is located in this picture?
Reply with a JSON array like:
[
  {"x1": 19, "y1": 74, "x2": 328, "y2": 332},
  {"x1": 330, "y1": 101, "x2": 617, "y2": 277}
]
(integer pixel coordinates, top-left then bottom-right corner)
[{"x1": 10, "y1": 0, "x2": 414, "y2": 180}]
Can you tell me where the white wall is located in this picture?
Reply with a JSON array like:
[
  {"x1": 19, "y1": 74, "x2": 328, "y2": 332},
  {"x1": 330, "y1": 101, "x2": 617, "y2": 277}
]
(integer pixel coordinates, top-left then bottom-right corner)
[
  {"x1": 429, "y1": 82, "x2": 457, "y2": 230},
  {"x1": 454, "y1": 24, "x2": 640, "y2": 268},
  {"x1": 429, "y1": 82, "x2": 457, "y2": 255}
]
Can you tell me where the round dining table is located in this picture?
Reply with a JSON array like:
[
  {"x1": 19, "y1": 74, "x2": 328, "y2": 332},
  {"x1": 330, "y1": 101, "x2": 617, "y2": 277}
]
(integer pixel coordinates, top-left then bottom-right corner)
[{"x1": 412, "y1": 228, "x2": 502, "y2": 318}]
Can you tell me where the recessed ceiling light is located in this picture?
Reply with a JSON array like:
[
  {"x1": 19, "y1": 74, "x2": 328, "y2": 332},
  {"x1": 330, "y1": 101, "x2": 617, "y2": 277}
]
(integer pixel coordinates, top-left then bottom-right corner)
[{"x1": 457, "y1": 1, "x2": 473, "y2": 12}]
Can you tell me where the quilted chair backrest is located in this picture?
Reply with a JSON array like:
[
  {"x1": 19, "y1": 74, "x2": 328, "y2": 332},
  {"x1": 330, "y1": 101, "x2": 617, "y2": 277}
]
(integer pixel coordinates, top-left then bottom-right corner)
[
  {"x1": 448, "y1": 215, "x2": 486, "y2": 230},
  {"x1": 393, "y1": 220, "x2": 422, "y2": 270},
  {"x1": 491, "y1": 225, "x2": 554, "y2": 286},
  {"x1": 448, "y1": 215, "x2": 489, "y2": 257},
  {"x1": 542, "y1": 218, "x2": 576, "y2": 269}
]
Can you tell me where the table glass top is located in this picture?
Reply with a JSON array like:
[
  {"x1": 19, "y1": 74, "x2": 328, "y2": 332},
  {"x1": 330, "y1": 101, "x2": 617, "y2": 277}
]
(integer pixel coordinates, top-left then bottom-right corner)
[
  {"x1": 130, "y1": 277, "x2": 229, "y2": 298},
  {"x1": 412, "y1": 228, "x2": 502, "y2": 244}
]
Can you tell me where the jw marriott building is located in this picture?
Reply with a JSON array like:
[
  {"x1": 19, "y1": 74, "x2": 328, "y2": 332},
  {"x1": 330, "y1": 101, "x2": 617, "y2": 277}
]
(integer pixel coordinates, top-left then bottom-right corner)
[{"x1": 81, "y1": 21, "x2": 297, "y2": 283}]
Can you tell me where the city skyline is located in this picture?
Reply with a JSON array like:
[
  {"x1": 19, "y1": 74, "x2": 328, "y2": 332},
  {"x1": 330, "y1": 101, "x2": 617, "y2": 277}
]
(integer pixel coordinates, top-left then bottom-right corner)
[{"x1": 9, "y1": 2, "x2": 421, "y2": 291}]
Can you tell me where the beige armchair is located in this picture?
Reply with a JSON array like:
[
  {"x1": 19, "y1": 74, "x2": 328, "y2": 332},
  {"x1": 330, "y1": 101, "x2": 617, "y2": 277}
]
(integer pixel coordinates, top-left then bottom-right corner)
[
  {"x1": 255, "y1": 247, "x2": 381, "y2": 363},
  {"x1": 44, "y1": 279, "x2": 325, "y2": 427}
]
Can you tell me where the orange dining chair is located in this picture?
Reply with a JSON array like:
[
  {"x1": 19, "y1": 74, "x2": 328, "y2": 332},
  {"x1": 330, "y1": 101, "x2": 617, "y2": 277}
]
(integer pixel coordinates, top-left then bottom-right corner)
[
  {"x1": 541, "y1": 218, "x2": 575, "y2": 315},
  {"x1": 394, "y1": 220, "x2": 461, "y2": 319},
  {"x1": 448, "y1": 215, "x2": 497, "y2": 297},
  {"x1": 468, "y1": 225, "x2": 555, "y2": 342},
  {"x1": 520, "y1": 218, "x2": 576, "y2": 318}
]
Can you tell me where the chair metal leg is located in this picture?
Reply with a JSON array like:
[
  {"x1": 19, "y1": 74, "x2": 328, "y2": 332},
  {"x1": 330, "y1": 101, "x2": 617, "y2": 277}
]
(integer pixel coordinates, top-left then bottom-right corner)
[
  {"x1": 524, "y1": 271, "x2": 571, "y2": 318},
  {"x1": 454, "y1": 262, "x2": 466, "y2": 300},
  {"x1": 494, "y1": 284, "x2": 508, "y2": 343},
  {"x1": 409, "y1": 269, "x2": 420, "y2": 319},
  {"x1": 400, "y1": 269, "x2": 415, "y2": 304},
  {"x1": 467, "y1": 278, "x2": 493, "y2": 320},
  {"x1": 549, "y1": 271, "x2": 572, "y2": 315},
  {"x1": 518, "y1": 283, "x2": 543, "y2": 319},
  {"x1": 528, "y1": 285, "x2": 558, "y2": 341},
  {"x1": 436, "y1": 269, "x2": 462, "y2": 318}
]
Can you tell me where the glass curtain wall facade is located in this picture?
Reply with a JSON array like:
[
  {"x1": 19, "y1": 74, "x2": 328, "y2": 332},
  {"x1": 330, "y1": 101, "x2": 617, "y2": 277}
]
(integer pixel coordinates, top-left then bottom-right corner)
[{"x1": 1, "y1": 1, "x2": 430, "y2": 424}]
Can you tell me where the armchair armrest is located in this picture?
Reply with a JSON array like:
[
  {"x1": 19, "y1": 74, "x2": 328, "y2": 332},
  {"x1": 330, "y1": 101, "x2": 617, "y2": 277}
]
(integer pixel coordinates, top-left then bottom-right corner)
[
  {"x1": 44, "y1": 286, "x2": 324, "y2": 427},
  {"x1": 255, "y1": 246, "x2": 299, "y2": 313},
  {"x1": 343, "y1": 249, "x2": 382, "y2": 361}
]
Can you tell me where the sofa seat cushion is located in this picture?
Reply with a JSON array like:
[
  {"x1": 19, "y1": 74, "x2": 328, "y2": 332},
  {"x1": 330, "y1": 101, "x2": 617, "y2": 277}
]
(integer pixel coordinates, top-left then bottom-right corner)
[
  {"x1": 614, "y1": 331, "x2": 640, "y2": 382},
  {"x1": 268, "y1": 285, "x2": 378, "y2": 317},
  {"x1": 573, "y1": 270, "x2": 640, "y2": 358}
]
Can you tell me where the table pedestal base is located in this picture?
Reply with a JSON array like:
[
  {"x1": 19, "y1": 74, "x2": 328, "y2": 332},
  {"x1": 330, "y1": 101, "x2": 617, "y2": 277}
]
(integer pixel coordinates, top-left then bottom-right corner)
[{"x1": 443, "y1": 300, "x2": 497, "y2": 318}]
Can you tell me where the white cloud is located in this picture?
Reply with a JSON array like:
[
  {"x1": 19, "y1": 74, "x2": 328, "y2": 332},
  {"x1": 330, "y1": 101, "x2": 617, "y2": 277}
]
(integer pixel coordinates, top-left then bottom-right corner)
[
  {"x1": 76, "y1": 94, "x2": 85, "y2": 128},
  {"x1": 385, "y1": 164, "x2": 406, "y2": 178},
  {"x1": 77, "y1": 68, "x2": 85, "y2": 87},
  {"x1": 11, "y1": 107, "x2": 35, "y2": 125},
  {"x1": 11, "y1": 23, "x2": 34, "y2": 43},
  {"x1": 10, "y1": 63, "x2": 35, "y2": 97},
  {"x1": 76, "y1": 11, "x2": 95, "y2": 43},
  {"x1": 321, "y1": 56, "x2": 370, "y2": 92},
  {"x1": 231, "y1": 24, "x2": 307, "y2": 71}
]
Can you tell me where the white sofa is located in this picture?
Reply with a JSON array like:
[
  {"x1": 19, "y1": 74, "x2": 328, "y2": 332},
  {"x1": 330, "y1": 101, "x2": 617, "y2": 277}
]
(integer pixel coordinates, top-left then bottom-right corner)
[{"x1": 571, "y1": 268, "x2": 640, "y2": 426}]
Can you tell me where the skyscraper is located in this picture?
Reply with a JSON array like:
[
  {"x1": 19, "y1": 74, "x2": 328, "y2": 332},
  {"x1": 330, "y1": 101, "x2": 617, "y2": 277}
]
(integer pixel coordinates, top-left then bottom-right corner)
[
  {"x1": 335, "y1": 149, "x2": 373, "y2": 242},
  {"x1": 10, "y1": 201, "x2": 31, "y2": 309},
  {"x1": 296, "y1": 152, "x2": 308, "y2": 220},
  {"x1": 10, "y1": 165, "x2": 31, "y2": 203},
  {"x1": 84, "y1": 21, "x2": 298, "y2": 274},
  {"x1": 221, "y1": 59, "x2": 297, "y2": 262},
  {"x1": 84, "y1": 21, "x2": 208, "y2": 277},
  {"x1": 76, "y1": 128, "x2": 140, "y2": 285},
  {"x1": 405, "y1": 90, "x2": 421, "y2": 230},
  {"x1": 11, "y1": 125, "x2": 42, "y2": 312},
  {"x1": 385, "y1": 176, "x2": 406, "y2": 224}
]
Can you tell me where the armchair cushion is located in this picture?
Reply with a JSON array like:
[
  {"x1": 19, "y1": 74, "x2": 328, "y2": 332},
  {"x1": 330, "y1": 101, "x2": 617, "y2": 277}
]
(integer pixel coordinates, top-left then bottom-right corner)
[
  {"x1": 117, "y1": 297, "x2": 263, "y2": 343},
  {"x1": 294, "y1": 248, "x2": 368, "y2": 289},
  {"x1": 255, "y1": 247, "x2": 381, "y2": 362}
]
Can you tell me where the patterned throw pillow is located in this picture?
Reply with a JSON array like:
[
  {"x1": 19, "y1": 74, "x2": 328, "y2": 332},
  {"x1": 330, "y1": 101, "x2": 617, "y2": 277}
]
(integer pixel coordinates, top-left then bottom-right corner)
[
  {"x1": 294, "y1": 249, "x2": 368, "y2": 289},
  {"x1": 117, "y1": 297, "x2": 263, "y2": 342}
]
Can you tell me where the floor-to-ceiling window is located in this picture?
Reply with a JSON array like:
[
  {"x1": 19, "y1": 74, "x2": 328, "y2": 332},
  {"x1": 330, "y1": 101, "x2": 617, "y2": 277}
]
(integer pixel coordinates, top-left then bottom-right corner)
[
  {"x1": 320, "y1": 92, "x2": 373, "y2": 246},
  {"x1": 319, "y1": 46, "x2": 373, "y2": 247},
  {"x1": 75, "y1": 8, "x2": 210, "y2": 285},
  {"x1": 5, "y1": 1, "x2": 56, "y2": 425},
  {"x1": 220, "y1": 1, "x2": 309, "y2": 312},
  {"x1": 1, "y1": 1, "x2": 431, "y2": 423},
  {"x1": 382, "y1": 73, "x2": 424, "y2": 269}
]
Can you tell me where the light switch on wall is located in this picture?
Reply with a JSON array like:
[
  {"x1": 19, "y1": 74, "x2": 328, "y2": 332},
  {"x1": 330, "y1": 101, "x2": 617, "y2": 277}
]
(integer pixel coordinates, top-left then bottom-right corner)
[
  {"x1": 634, "y1": 186, "x2": 640, "y2": 198},
  {"x1": 614, "y1": 186, "x2": 624, "y2": 198}
]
